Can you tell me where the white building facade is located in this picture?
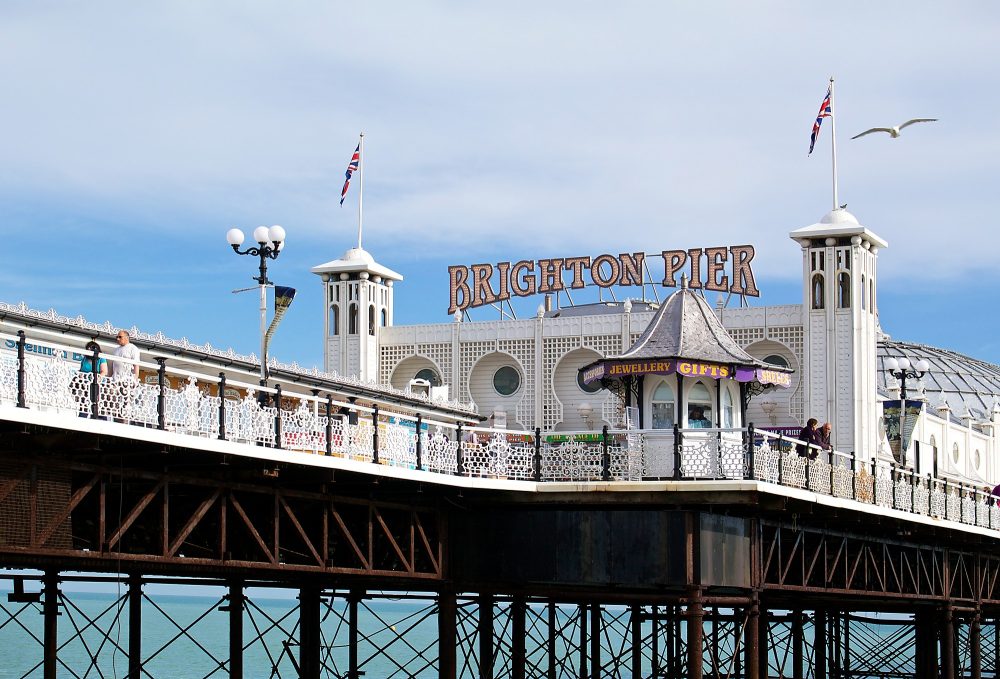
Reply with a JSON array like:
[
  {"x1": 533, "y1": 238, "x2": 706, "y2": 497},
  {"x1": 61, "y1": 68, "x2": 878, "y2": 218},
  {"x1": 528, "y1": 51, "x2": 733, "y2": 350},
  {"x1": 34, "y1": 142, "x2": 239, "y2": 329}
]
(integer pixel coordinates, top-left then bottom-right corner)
[{"x1": 313, "y1": 209, "x2": 1000, "y2": 488}]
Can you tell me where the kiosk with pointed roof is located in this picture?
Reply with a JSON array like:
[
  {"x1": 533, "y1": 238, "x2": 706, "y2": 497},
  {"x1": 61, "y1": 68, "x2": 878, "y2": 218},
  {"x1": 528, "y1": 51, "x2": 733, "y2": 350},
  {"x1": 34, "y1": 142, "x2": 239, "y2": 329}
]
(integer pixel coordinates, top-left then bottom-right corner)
[{"x1": 580, "y1": 277, "x2": 792, "y2": 432}]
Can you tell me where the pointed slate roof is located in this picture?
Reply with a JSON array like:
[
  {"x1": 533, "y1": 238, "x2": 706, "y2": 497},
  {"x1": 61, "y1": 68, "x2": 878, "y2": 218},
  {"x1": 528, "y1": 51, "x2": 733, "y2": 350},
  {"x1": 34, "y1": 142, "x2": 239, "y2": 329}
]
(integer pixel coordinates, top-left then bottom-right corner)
[{"x1": 615, "y1": 286, "x2": 772, "y2": 368}]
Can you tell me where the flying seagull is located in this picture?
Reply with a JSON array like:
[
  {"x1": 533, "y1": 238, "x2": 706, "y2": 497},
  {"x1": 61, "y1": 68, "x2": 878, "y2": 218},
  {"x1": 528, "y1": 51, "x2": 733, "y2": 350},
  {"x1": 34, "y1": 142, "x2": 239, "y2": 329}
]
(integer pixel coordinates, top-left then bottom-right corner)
[{"x1": 851, "y1": 118, "x2": 938, "y2": 140}]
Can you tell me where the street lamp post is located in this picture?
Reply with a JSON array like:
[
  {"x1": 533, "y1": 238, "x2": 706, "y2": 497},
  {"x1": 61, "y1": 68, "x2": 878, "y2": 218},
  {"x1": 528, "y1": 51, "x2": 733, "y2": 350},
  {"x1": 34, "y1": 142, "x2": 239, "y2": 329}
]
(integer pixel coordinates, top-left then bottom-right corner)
[
  {"x1": 226, "y1": 225, "x2": 286, "y2": 385},
  {"x1": 884, "y1": 356, "x2": 930, "y2": 467}
]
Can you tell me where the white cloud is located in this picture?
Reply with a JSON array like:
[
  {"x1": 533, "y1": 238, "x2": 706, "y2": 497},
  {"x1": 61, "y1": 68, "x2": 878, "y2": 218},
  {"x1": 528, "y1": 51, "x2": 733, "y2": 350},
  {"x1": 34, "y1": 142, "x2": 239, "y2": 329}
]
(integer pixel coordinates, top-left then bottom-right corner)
[{"x1": 1, "y1": 1, "x2": 999, "y2": 363}]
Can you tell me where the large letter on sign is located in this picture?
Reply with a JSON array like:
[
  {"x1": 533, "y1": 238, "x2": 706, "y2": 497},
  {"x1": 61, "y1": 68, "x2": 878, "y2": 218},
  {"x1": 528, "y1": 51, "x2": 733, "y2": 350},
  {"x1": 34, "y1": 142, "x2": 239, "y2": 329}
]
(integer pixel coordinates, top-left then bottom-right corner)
[
  {"x1": 661, "y1": 250, "x2": 687, "y2": 287},
  {"x1": 510, "y1": 260, "x2": 537, "y2": 297},
  {"x1": 728, "y1": 245, "x2": 759, "y2": 297},
  {"x1": 448, "y1": 265, "x2": 471, "y2": 315},
  {"x1": 470, "y1": 263, "x2": 498, "y2": 307},
  {"x1": 704, "y1": 247, "x2": 729, "y2": 292},
  {"x1": 618, "y1": 252, "x2": 644, "y2": 286}
]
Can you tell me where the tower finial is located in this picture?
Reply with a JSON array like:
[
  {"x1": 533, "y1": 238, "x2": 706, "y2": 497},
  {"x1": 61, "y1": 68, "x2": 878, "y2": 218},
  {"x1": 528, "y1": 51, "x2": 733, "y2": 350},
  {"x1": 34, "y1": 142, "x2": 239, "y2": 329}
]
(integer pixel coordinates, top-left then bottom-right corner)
[{"x1": 680, "y1": 274, "x2": 688, "y2": 290}]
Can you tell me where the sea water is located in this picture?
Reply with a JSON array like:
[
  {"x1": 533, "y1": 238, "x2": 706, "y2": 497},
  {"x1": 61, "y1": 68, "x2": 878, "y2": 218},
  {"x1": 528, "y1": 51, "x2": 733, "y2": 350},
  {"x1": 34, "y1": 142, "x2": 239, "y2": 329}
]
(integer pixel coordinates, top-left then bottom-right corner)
[{"x1": 0, "y1": 584, "x2": 933, "y2": 678}]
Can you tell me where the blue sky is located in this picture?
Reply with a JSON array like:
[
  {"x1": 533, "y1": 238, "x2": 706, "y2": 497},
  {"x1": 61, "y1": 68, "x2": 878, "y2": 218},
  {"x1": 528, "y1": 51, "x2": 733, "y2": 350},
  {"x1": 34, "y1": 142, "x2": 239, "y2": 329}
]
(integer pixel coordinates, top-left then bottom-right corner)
[{"x1": 2, "y1": 2, "x2": 998, "y2": 370}]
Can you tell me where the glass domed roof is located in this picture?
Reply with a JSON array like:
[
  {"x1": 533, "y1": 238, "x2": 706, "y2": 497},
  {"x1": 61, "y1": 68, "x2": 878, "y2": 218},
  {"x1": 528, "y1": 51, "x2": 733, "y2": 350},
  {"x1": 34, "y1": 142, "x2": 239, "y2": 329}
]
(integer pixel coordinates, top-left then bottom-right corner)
[{"x1": 878, "y1": 333, "x2": 1000, "y2": 423}]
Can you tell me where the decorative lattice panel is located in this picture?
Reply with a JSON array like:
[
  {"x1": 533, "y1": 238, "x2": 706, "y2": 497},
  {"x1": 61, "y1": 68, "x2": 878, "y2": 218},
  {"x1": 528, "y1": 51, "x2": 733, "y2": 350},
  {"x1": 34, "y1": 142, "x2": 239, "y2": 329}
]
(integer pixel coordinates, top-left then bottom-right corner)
[
  {"x1": 380, "y1": 344, "x2": 413, "y2": 385},
  {"x1": 582, "y1": 334, "x2": 623, "y2": 429},
  {"x1": 542, "y1": 337, "x2": 580, "y2": 430},
  {"x1": 381, "y1": 343, "x2": 453, "y2": 385},
  {"x1": 459, "y1": 341, "x2": 496, "y2": 403},
  {"x1": 498, "y1": 338, "x2": 536, "y2": 429},
  {"x1": 729, "y1": 325, "x2": 806, "y2": 425}
]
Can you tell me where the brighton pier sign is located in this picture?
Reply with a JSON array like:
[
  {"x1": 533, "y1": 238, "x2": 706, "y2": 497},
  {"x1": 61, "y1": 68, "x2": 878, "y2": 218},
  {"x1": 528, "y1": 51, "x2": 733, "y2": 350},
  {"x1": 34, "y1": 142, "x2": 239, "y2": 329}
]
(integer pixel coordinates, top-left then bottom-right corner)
[{"x1": 448, "y1": 245, "x2": 759, "y2": 315}]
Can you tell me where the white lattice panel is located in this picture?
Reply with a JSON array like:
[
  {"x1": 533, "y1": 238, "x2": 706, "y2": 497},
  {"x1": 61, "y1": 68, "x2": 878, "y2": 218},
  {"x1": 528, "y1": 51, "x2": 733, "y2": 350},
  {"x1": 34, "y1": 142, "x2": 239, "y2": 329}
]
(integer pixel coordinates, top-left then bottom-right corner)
[{"x1": 498, "y1": 338, "x2": 536, "y2": 429}]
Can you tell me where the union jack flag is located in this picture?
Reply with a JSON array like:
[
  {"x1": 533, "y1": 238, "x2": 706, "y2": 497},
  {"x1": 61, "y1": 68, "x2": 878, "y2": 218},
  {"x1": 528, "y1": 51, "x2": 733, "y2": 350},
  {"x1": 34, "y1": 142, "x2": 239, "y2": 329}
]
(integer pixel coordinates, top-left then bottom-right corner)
[
  {"x1": 808, "y1": 85, "x2": 832, "y2": 155},
  {"x1": 340, "y1": 143, "x2": 360, "y2": 205}
]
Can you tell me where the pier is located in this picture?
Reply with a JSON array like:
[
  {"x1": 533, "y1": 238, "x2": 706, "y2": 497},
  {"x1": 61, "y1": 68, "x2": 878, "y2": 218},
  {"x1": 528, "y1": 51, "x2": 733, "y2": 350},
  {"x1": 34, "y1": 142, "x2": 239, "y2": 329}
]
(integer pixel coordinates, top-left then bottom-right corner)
[{"x1": 0, "y1": 312, "x2": 997, "y2": 677}]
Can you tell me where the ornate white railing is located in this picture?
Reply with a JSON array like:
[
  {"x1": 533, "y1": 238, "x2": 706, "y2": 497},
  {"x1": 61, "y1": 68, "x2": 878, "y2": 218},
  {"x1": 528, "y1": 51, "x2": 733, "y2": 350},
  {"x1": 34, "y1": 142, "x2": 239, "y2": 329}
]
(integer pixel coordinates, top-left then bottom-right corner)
[{"x1": 1, "y1": 328, "x2": 999, "y2": 535}]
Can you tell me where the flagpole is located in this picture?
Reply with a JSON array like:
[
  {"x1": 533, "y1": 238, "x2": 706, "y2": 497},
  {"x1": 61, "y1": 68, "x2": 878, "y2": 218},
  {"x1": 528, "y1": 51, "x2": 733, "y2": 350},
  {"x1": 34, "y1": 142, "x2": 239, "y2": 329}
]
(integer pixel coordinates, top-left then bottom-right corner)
[
  {"x1": 357, "y1": 132, "x2": 365, "y2": 250},
  {"x1": 829, "y1": 77, "x2": 839, "y2": 210}
]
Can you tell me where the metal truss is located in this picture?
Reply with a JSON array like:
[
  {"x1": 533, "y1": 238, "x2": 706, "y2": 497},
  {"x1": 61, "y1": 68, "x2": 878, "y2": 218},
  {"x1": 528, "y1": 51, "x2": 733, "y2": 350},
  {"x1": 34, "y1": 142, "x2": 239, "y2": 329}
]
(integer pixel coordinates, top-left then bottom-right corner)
[
  {"x1": 0, "y1": 456, "x2": 443, "y2": 580},
  {"x1": 758, "y1": 520, "x2": 996, "y2": 602}
]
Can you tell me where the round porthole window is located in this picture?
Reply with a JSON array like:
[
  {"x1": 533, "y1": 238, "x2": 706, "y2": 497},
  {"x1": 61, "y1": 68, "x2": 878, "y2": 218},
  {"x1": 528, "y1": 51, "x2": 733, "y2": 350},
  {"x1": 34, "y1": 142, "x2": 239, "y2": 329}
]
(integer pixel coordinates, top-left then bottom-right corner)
[
  {"x1": 577, "y1": 370, "x2": 602, "y2": 394},
  {"x1": 763, "y1": 354, "x2": 789, "y2": 368},
  {"x1": 952, "y1": 443, "x2": 960, "y2": 464},
  {"x1": 493, "y1": 366, "x2": 521, "y2": 396},
  {"x1": 414, "y1": 368, "x2": 441, "y2": 387},
  {"x1": 974, "y1": 449, "x2": 982, "y2": 470}
]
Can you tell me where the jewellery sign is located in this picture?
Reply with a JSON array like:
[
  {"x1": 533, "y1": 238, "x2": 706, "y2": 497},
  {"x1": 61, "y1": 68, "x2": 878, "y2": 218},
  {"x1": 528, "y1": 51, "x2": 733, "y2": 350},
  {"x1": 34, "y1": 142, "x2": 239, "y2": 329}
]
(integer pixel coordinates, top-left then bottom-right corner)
[
  {"x1": 882, "y1": 399, "x2": 923, "y2": 465},
  {"x1": 582, "y1": 359, "x2": 791, "y2": 387},
  {"x1": 448, "y1": 246, "x2": 759, "y2": 315}
]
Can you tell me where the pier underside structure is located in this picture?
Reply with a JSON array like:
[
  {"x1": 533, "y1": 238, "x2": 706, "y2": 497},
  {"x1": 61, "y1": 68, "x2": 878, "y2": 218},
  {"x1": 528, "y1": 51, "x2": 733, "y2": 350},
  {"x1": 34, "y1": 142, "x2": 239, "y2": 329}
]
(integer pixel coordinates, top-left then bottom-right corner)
[
  {"x1": 0, "y1": 321, "x2": 998, "y2": 677},
  {"x1": 1, "y1": 420, "x2": 998, "y2": 678}
]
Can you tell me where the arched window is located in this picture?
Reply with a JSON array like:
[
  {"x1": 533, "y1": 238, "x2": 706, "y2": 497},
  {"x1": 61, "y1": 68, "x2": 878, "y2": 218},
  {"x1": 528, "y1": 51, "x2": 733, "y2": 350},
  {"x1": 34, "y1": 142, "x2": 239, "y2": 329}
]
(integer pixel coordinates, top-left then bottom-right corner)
[
  {"x1": 650, "y1": 381, "x2": 675, "y2": 429},
  {"x1": 368, "y1": 304, "x2": 376, "y2": 336},
  {"x1": 952, "y1": 442, "x2": 960, "y2": 464},
  {"x1": 688, "y1": 381, "x2": 713, "y2": 427},
  {"x1": 837, "y1": 272, "x2": 851, "y2": 308},
  {"x1": 329, "y1": 305, "x2": 340, "y2": 336},
  {"x1": 721, "y1": 385, "x2": 735, "y2": 428},
  {"x1": 381, "y1": 309, "x2": 387, "y2": 327},
  {"x1": 348, "y1": 304, "x2": 358, "y2": 335},
  {"x1": 869, "y1": 278, "x2": 875, "y2": 313},
  {"x1": 860, "y1": 275, "x2": 866, "y2": 310},
  {"x1": 811, "y1": 274, "x2": 825, "y2": 309},
  {"x1": 929, "y1": 434, "x2": 937, "y2": 453}
]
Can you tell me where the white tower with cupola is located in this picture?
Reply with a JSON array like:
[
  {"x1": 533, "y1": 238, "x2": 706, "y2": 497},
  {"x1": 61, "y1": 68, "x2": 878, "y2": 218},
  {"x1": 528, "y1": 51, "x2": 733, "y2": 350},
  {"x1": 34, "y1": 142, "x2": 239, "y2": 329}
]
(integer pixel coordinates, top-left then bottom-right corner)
[
  {"x1": 311, "y1": 247, "x2": 402, "y2": 381},
  {"x1": 790, "y1": 208, "x2": 888, "y2": 458}
]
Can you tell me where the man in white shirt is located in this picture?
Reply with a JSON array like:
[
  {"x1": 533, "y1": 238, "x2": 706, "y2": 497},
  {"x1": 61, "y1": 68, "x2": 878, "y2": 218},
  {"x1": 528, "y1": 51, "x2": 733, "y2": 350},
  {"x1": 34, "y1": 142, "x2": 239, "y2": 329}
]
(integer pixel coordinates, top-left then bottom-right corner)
[
  {"x1": 112, "y1": 330, "x2": 140, "y2": 422},
  {"x1": 112, "y1": 330, "x2": 140, "y2": 381}
]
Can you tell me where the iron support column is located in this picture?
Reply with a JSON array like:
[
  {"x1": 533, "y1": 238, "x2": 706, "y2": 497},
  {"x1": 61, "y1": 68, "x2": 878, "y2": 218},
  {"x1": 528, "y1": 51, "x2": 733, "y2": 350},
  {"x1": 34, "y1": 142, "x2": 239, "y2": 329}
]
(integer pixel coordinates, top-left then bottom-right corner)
[
  {"x1": 299, "y1": 585, "x2": 321, "y2": 679},
  {"x1": 438, "y1": 589, "x2": 457, "y2": 679},
  {"x1": 42, "y1": 570, "x2": 59, "y2": 679},
  {"x1": 349, "y1": 590, "x2": 361, "y2": 679},
  {"x1": 758, "y1": 606, "x2": 769, "y2": 679},
  {"x1": 511, "y1": 597, "x2": 526, "y2": 679},
  {"x1": 227, "y1": 580, "x2": 244, "y2": 679},
  {"x1": 479, "y1": 593, "x2": 494, "y2": 679},
  {"x1": 687, "y1": 588, "x2": 704, "y2": 679},
  {"x1": 793, "y1": 610, "x2": 804, "y2": 679},
  {"x1": 590, "y1": 603, "x2": 601, "y2": 679},
  {"x1": 630, "y1": 605, "x2": 642, "y2": 679},
  {"x1": 547, "y1": 602, "x2": 557, "y2": 679},
  {"x1": 128, "y1": 573, "x2": 142, "y2": 679},
  {"x1": 941, "y1": 605, "x2": 955, "y2": 679},
  {"x1": 815, "y1": 609, "x2": 827, "y2": 679},
  {"x1": 971, "y1": 609, "x2": 982, "y2": 679},
  {"x1": 744, "y1": 596, "x2": 759, "y2": 679},
  {"x1": 578, "y1": 603, "x2": 587, "y2": 679}
]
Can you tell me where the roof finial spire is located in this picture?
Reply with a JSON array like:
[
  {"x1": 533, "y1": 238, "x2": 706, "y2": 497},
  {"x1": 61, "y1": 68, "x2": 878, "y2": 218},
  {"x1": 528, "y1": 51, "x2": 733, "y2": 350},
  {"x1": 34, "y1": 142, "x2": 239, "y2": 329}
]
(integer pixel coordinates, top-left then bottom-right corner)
[{"x1": 680, "y1": 274, "x2": 688, "y2": 290}]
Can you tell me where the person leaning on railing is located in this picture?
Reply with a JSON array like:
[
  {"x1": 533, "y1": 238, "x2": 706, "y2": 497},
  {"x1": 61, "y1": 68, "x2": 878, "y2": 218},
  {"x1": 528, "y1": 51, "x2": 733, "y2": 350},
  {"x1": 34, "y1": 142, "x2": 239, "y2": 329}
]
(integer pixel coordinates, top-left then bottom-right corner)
[
  {"x1": 818, "y1": 422, "x2": 832, "y2": 452},
  {"x1": 796, "y1": 418, "x2": 821, "y2": 459}
]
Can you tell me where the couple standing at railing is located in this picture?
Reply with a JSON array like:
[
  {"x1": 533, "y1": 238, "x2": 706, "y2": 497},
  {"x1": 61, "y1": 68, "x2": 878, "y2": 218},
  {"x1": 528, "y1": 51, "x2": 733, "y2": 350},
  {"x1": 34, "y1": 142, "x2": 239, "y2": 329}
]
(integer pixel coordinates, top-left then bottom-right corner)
[
  {"x1": 73, "y1": 331, "x2": 140, "y2": 417},
  {"x1": 796, "y1": 418, "x2": 832, "y2": 459}
]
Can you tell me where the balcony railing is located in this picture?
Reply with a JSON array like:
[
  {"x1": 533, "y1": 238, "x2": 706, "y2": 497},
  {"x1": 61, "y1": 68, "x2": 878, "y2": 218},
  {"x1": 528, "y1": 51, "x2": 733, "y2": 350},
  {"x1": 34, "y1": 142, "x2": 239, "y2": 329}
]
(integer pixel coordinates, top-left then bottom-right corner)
[{"x1": 2, "y1": 328, "x2": 999, "y2": 534}]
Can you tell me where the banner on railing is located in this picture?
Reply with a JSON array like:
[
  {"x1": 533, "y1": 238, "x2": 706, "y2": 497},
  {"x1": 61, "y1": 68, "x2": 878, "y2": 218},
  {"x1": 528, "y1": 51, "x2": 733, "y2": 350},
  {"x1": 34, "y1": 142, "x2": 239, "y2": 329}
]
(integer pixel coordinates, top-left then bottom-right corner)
[
  {"x1": 883, "y1": 399, "x2": 923, "y2": 464},
  {"x1": 263, "y1": 286, "x2": 296, "y2": 376}
]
